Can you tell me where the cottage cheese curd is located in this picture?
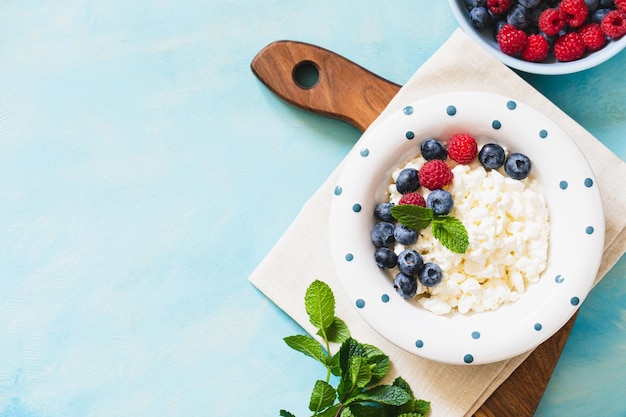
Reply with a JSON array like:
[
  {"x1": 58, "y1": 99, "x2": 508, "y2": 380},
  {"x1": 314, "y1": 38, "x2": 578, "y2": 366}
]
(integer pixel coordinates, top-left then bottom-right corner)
[{"x1": 387, "y1": 156, "x2": 550, "y2": 315}]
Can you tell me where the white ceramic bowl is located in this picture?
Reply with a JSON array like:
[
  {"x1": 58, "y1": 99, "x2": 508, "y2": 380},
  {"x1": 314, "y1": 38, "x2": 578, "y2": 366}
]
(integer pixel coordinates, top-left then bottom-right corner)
[
  {"x1": 329, "y1": 91, "x2": 604, "y2": 365},
  {"x1": 448, "y1": 0, "x2": 626, "y2": 75}
]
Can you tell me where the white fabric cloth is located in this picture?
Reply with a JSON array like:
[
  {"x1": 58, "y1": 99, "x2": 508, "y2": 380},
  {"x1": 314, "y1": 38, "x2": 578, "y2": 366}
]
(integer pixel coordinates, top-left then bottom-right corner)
[{"x1": 249, "y1": 29, "x2": 626, "y2": 417}]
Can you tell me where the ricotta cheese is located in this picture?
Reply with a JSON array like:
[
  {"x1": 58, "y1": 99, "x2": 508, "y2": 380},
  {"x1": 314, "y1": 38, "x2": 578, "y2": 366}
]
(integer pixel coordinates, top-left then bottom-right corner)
[{"x1": 387, "y1": 156, "x2": 550, "y2": 315}]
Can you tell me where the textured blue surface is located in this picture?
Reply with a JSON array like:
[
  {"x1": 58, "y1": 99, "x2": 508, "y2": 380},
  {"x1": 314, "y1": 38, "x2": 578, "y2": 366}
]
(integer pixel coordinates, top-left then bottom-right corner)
[{"x1": 0, "y1": 2, "x2": 624, "y2": 416}]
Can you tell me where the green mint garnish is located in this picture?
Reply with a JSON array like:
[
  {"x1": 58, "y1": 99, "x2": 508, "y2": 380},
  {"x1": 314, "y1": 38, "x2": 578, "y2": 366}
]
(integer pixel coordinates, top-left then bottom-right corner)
[
  {"x1": 280, "y1": 280, "x2": 430, "y2": 417},
  {"x1": 432, "y1": 216, "x2": 469, "y2": 254},
  {"x1": 390, "y1": 203, "x2": 469, "y2": 254},
  {"x1": 389, "y1": 204, "x2": 434, "y2": 230}
]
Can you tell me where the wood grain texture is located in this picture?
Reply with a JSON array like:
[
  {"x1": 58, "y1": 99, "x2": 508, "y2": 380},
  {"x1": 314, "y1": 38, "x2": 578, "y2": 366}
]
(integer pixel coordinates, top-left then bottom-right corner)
[{"x1": 251, "y1": 40, "x2": 577, "y2": 417}]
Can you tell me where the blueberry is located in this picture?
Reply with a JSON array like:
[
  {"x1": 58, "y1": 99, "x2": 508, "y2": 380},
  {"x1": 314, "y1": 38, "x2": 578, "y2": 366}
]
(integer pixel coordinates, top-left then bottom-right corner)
[
  {"x1": 397, "y1": 249, "x2": 424, "y2": 276},
  {"x1": 371, "y1": 221, "x2": 395, "y2": 247},
  {"x1": 493, "y1": 19, "x2": 508, "y2": 38},
  {"x1": 395, "y1": 168, "x2": 420, "y2": 194},
  {"x1": 374, "y1": 202, "x2": 395, "y2": 222},
  {"x1": 507, "y1": 4, "x2": 530, "y2": 28},
  {"x1": 470, "y1": 7, "x2": 492, "y2": 28},
  {"x1": 420, "y1": 138, "x2": 448, "y2": 161},
  {"x1": 504, "y1": 153, "x2": 532, "y2": 180},
  {"x1": 426, "y1": 189, "x2": 454, "y2": 216},
  {"x1": 518, "y1": 0, "x2": 541, "y2": 8},
  {"x1": 592, "y1": 8, "x2": 612, "y2": 23},
  {"x1": 584, "y1": 0, "x2": 599, "y2": 12},
  {"x1": 599, "y1": 0, "x2": 614, "y2": 7},
  {"x1": 464, "y1": 0, "x2": 487, "y2": 10},
  {"x1": 394, "y1": 224, "x2": 418, "y2": 245},
  {"x1": 478, "y1": 143, "x2": 506, "y2": 169},
  {"x1": 530, "y1": 3, "x2": 549, "y2": 23},
  {"x1": 374, "y1": 247, "x2": 397, "y2": 269},
  {"x1": 394, "y1": 273, "x2": 418, "y2": 299},
  {"x1": 418, "y1": 262, "x2": 443, "y2": 287}
]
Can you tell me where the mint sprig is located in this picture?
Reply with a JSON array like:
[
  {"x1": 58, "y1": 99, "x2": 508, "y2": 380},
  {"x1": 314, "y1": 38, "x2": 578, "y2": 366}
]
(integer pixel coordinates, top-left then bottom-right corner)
[
  {"x1": 280, "y1": 280, "x2": 430, "y2": 417},
  {"x1": 390, "y1": 204, "x2": 469, "y2": 254}
]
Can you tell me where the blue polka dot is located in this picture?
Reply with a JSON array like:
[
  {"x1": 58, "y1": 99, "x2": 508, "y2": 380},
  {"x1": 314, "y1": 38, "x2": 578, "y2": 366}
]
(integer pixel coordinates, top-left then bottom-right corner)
[
  {"x1": 492, "y1": 120, "x2": 501, "y2": 129},
  {"x1": 381, "y1": 294, "x2": 390, "y2": 303},
  {"x1": 446, "y1": 105, "x2": 457, "y2": 116},
  {"x1": 405, "y1": 131, "x2": 415, "y2": 140},
  {"x1": 471, "y1": 331, "x2": 481, "y2": 340},
  {"x1": 403, "y1": 106, "x2": 413, "y2": 115},
  {"x1": 585, "y1": 226, "x2": 594, "y2": 235},
  {"x1": 334, "y1": 186, "x2": 342, "y2": 196},
  {"x1": 571, "y1": 296, "x2": 580, "y2": 306},
  {"x1": 415, "y1": 340, "x2": 424, "y2": 348},
  {"x1": 539, "y1": 129, "x2": 548, "y2": 139},
  {"x1": 356, "y1": 299, "x2": 365, "y2": 308},
  {"x1": 345, "y1": 253, "x2": 354, "y2": 262},
  {"x1": 555, "y1": 274, "x2": 565, "y2": 283},
  {"x1": 584, "y1": 178, "x2": 593, "y2": 187},
  {"x1": 352, "y1": 204, "x2": 362, "y2": 213},
  {"x1": 464, "y1": 354, "x2": 474, "y2": 364},
  {"x1": 360, "y1": 148, "x2": 369, "y2": 157},
  {"x1": 534, "y1": 323, "x2": 543, "y2": 331},
  {"x1": 559, "y1": 180, "x2": 568, "y2": 190},
  {"x1": 507, "y1": 100, "x2": 517, "y2": 110}
]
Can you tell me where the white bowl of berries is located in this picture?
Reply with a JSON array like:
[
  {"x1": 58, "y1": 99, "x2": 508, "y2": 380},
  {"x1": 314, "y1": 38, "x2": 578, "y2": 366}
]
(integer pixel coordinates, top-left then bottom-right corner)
[
  {"x1": 328, "y1": 91, "x2": 604, "y2": 364},
  {"x1": 448, "y1": 0, "x2": 626, "y2": 74}
]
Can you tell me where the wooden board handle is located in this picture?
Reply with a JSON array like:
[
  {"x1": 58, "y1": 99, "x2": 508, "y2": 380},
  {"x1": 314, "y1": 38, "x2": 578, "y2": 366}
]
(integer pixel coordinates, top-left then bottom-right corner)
[{"x1": 251, "y1": 40, "x2": 400, "y2": 132}]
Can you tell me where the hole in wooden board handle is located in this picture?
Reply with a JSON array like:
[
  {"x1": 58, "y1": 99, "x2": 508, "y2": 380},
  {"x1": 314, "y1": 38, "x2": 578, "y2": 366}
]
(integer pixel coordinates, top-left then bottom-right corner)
[{"x1": 251, "y1": 40, "x2": 400, "y2": 132}]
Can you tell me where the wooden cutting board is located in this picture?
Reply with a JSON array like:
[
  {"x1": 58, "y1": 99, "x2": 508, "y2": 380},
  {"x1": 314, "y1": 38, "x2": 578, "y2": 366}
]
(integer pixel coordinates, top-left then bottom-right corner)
[{"x1": 251, "y1": 40, "x2": 577, "y2": 416}]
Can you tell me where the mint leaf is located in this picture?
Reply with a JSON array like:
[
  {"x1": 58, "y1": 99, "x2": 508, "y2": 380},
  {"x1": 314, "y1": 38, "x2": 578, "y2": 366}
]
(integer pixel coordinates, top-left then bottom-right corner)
[
  {"x1": 317, "y1": 405, "x2": 341, "y2": 417},
  {"x1": 309, "y1": 380, "x2": 337, "y2": 412},
  {"x1": 405, "y1": 399, "x2": 431, "y2": 415},
  {"x1": 329, "y1": 351, "x2": 341, "y2": 377},
  {"x1": 305, "y1": 280, "x2": 335, "y2": 331},
  {"x1": 318, "y1": 316, "x2": 351, "y2": 345},
  {"x1": 344, "y1": 404, "x2": 384, "y2": 417},
  {"x1": 347, "y1": 384, "x2": 411, "y2": 406},
  {"x1": 339, "y1": 338, "x2": 365, "y2": 375},
  {"x1": 279, "y1": 410, "x2": 296, "y2": 417},
  {"x1": 431, "y1": 216, "x2": 469, "y2": 254},
  {"x1": 283, "y1": 335, "x2": 327, "y2": 365},
  {"x1": 359, "y1": 343, "x2": 389, "y2": 385},
  {"x1": 347, "y1": 355, "x2": 373, "y2": 389},
  {"x1": 391, "y1": 376, "x2": 414, "y2": 399},
  {"x1": 340, "y1": 407, "x2": 356, "y2": 417},
  {"x1": 390, "y1": 204, "x2": 434, "y2": 230}
]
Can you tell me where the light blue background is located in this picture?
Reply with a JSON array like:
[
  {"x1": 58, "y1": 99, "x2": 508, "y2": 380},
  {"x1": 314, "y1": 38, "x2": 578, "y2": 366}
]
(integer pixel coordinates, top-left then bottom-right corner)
[{"x1": 0, "y1": 1, "x2": 624, "y2": 416}]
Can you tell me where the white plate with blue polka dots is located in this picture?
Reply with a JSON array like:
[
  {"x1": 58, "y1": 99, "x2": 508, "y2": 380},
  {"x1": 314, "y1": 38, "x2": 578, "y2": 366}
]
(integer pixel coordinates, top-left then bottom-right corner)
[{"x1": 329, "y1": 91, "x2": 604, "y2": 365}]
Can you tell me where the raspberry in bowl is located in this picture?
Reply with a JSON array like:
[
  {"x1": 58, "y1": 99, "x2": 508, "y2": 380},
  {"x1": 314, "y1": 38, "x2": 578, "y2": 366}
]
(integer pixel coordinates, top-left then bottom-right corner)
[
  {"x1": 448, "y1": 0, "x2": 626, "y2": 74},
  {"x1": 329, "y1": 91, "x2": 604, "y2": 364}
]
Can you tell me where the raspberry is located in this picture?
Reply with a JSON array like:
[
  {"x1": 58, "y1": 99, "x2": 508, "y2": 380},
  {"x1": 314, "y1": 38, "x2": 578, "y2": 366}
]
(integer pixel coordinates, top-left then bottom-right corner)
[
  {"x1": 538, "y1": 8, "x2": 566, "y2": 36},
  {"x1": 616, "y1": 0, "x2": 626, "y2": 13},
  {"x1": 579, "y1": 23, "x2": 607, "y2": 51},
  {"x1": 521, "y1": 34, "x2": 550, "y2": 62},
  {"x1": 447, "y1": 133, "x2": 478, "y2": 165},
  {"x1": 398, "y1": 192, "x2": 426, "y2": 207},
  {"x1": 487, "y1": 0, "x2": 512, "y2": 15},
  {"x1": 497, "y1": 24, "x2": 528, "y2": 56},
  {"x1": 553, "y1": 32, "x2": 586, "y2": 61},
  {"x1": 417, "y1": 160, "x2": 453, "y2": 191},
  {"x1": 601, "y1": 10, "x2": 626, "y2": 39},
  {"x1": 559, "y1": 0, "x2": 589, "y2": 27}
]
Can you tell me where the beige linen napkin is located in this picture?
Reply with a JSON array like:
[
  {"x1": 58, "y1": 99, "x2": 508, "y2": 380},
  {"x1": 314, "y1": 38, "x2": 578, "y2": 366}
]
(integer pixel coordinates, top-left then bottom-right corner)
[{"x1": 250, "y1": 28, "x2": 626, "y2": 417}]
